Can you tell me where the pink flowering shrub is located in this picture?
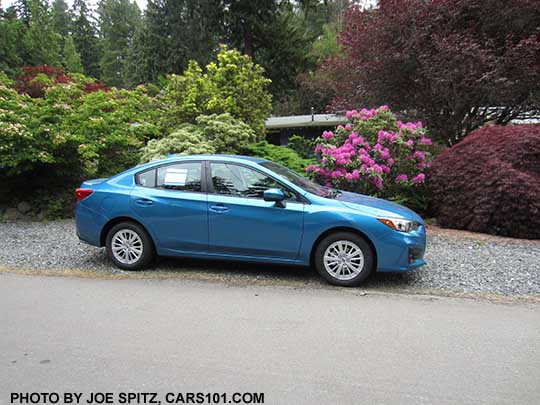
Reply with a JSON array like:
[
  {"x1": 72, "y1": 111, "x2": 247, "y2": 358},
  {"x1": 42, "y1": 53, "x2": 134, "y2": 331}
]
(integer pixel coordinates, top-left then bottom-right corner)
[{"x1": 307, "y1": 106, "x2": 433, "y2": 211}]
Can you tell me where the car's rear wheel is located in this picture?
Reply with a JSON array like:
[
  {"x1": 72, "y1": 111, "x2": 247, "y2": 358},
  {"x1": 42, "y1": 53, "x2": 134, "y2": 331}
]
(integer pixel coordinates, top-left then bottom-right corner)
[
  {"x1": 106, "y1": 222, "x2": 155, "y2": 270},
  {"x1": 314, "y1": 232, "x2": 374, "y2": 286}
]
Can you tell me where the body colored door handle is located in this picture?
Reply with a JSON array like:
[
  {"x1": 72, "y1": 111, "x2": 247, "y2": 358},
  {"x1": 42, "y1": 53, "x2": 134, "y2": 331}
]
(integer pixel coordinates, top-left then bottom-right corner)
[
  {"x1": 209, "y1": 204, "x2": 230, "y2": 213},
  {"x1": 135, "y1": 198, "x2": 153, "y2": 206}
]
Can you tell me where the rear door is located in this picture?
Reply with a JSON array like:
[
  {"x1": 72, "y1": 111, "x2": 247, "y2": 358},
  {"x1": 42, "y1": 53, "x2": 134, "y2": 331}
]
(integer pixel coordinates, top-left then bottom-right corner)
[
  {"x1": 130, "y1": 161, "x2": 208, "y2": 253},
  {"x1": 206, "y1": 161, "x2": 304, "y2": 260}
]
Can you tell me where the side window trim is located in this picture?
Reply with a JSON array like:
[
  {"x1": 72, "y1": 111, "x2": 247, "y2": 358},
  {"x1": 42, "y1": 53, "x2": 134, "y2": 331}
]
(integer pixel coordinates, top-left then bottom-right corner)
[
  {"x1": 207, "y1": 161, "x2": 305, "y2": 203},
  {"x1": 134, "y1": 160, "x2": 207, "y2": 194},
  {"x1": 204, "y1": 160, "x2": 213, "y2": 194}
]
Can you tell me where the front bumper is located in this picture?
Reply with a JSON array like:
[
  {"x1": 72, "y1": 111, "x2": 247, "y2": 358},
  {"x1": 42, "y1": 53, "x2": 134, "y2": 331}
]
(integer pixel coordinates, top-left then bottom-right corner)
[{"x1": 375, "y1": 225, "x2": 427, "y2": 272}]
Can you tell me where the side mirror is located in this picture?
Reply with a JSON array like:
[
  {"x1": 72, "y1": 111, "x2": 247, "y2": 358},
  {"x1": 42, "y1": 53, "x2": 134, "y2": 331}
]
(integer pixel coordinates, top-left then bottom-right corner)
[{"x1": 263, "y1": 188, "x2": 286, "y2": 203}]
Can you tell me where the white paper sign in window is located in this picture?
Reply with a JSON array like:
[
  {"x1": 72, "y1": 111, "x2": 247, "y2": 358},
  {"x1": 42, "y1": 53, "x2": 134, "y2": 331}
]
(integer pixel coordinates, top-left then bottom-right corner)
[{"x1": 164, "y1": 168, "x2": 188, "y2": 186}]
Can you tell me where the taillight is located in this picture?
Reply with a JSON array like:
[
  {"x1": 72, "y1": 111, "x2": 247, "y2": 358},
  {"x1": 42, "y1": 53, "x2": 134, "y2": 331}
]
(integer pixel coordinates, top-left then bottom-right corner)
[{"x1": 76, "y1": 188, "x2": 94, "y2": 202}]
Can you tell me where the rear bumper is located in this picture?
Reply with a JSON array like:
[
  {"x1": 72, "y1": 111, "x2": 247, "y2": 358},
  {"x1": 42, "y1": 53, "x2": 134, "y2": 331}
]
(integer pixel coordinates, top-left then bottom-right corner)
[
  {"x1": 375, "y1": 226, "x2": 427, "y2": 272},
  {"x1": 76, "y1": 230, "x2": 94, "y2": 246},
  {"x1": 75, "y1": 203, "x2": 107, "y2": 247}
]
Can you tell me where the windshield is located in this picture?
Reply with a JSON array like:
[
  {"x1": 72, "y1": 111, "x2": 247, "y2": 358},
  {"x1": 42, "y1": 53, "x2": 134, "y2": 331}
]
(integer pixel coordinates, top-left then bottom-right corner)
[{"x1": 259, "y1": 161, "x2": 337, "y2": 198}]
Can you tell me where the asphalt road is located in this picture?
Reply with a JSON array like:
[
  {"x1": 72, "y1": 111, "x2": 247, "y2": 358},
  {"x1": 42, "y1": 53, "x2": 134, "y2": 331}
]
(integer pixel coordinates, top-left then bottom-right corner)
[{"x1": 1, "y1": 274, "x2": 539, "y2": 405}]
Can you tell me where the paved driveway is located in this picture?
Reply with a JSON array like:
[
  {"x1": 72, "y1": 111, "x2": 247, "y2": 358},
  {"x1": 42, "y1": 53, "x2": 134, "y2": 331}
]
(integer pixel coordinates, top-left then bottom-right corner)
[{"x1": 1, "y1": 273, "x2": 539, "y2": 404}]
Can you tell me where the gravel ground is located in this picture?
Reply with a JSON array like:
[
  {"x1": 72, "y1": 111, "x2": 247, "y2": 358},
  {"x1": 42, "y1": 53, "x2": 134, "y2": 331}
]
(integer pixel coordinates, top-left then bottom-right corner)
[{"x1": 1, "y1": 220, "x2": 539, "y2": 297}]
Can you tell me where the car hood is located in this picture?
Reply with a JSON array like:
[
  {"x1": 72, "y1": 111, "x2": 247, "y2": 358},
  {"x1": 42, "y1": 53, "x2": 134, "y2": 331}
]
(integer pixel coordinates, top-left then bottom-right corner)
[{"x1": 336, "y1": 191, "x2": 423, "y2": 222}]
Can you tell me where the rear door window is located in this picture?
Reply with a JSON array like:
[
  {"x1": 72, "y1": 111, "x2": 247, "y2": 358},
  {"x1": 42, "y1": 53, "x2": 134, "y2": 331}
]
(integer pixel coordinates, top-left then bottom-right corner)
[
  {"x1": 136, "y1": 162, "x2": 202, "y2": 192},
  {"x1": 136, "y1": 169, "x2": 156, "y2": 188}
]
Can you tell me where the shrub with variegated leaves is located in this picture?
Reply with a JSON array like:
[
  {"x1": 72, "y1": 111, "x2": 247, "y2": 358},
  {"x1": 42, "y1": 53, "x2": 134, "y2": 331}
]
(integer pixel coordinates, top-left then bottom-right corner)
[{"x1": 307, "y1": 106, "x2": 434, "y2": 211}]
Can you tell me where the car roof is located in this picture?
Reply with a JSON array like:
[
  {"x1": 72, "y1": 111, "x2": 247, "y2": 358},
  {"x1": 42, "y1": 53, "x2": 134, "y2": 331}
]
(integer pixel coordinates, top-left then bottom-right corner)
[
  {"x1": 161, "y1": 154, "x2": 269, "y2": 164},
  {"x1": 114, "y1": 153, "x2": 311, "y2": 201}
]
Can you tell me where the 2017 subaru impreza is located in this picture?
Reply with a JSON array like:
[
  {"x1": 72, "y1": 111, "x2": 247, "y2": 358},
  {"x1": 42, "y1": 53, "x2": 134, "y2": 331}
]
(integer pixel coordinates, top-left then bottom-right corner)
[{"x1": 75, "y1": 155, "x2": 426, "y2": 286}]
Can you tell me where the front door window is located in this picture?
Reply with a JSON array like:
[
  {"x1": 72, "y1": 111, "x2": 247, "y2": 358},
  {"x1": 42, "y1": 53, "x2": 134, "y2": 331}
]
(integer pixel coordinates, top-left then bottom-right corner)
[{"x1": 210, "y1": 163, "x2": 295, "y2": 200}]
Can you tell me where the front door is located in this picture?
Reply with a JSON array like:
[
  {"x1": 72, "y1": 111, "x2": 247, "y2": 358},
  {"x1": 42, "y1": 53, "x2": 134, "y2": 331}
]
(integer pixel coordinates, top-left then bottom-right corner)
[{"x1": 207, "y1": 162, "x2": 304, "y2": 260}]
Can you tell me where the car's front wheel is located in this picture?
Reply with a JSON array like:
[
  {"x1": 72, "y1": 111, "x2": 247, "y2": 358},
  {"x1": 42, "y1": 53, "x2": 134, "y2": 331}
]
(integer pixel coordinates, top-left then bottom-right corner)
[
  {"x1": 106, "y1": 222, "x2": 155, "y2": 270},
  {"x1": 314, "y1": 232, "x2": 374, "y2": 286}
]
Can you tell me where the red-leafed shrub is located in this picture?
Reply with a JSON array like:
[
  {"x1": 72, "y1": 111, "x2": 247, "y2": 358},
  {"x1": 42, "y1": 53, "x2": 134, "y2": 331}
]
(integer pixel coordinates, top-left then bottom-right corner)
[
  {"x1": 322, "y1": 0, "x2": 540, "y2": 144},
  {"x1": 17, "y1": 65, "x2": 69, "y2": 81},
  {"x1": 15, "y1": 65, "x2": 108, "y2": 98},
  {"x1": 16, "y1": 66, "x2": 71, "y2": 98},
  {"x1": 429, "y1": 125, "x2": 540, "y2": 239},
  {"x1": 85, "y1": 81, "x2": 110, "y2": 94}
]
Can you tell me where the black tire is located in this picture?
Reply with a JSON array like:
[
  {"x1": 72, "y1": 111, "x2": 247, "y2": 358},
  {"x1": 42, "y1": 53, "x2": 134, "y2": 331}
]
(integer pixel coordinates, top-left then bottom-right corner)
[
  {"x1": 314, "y1": 231, "x2": 374, "y2": 287},
  {"x1": 106, "y1": 222, "x2": 155, "y2": 270}
]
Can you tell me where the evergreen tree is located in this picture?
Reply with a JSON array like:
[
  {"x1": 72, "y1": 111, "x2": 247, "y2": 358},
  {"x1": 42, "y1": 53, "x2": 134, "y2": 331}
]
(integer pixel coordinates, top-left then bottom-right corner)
[
  {"x1": 13, "y1": 0, "x2": 31, "y2": 25},
  {"x1": 126, "y1": 0, "x2": 223, "y2": 85},
  {"x1": 223, "y1": 0, "x2": 277, "y2": 58},
  {"x1": 97, "y1": 0, "x2": 141, "y2": 87},
  {"x1": 125, "y1": 0, "x2": 169, "y2": 84},
  {"x1": 22, "y1": 0, "x2": 61, "y2": 66},
  {"x1": 253, "y1": 2, "x2": 312, "y2": 98},
  {"x1": 51, "y1": 0, "x2": 72, "y2": 67},
  {"x1": 62, "y1": 35, "x2": 83, "y2": 73},
  {"x1": 168, "y1": 0, "x2": 224, "y2": 69},
  {"x1": 223, "y1": 1, "x2": 322, "y2": 102},
  {"x1": 71, "y1": 0, "x2": 101, "y2": 77},
  {"x1": 51, "y1": 0, "x2": 71, "y2": 37},
  {"x1": 125, "y1": 19, "x2": 153, "y2": 86},
  {"x1": 0, "y1": 7, "x2": 25, "y2": 75}
]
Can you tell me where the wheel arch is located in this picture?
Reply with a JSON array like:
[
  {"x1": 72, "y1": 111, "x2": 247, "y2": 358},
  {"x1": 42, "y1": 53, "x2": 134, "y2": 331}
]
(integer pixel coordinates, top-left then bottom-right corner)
[
  {"x1": 309, "y1": 227, "x2": 378, "y2": 270},
  {"x1": 100, "y1": 216, "x2": 155, "y2": 249}
]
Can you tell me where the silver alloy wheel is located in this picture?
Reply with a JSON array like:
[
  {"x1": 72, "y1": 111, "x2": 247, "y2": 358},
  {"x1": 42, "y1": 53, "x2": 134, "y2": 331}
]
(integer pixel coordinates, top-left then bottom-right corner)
[
  {"x1": 323, "y1": 240, "x2": 365, "y2": 281},
  {"x1": 111, "y1": 229, "x2": 143, "y2": 265}
]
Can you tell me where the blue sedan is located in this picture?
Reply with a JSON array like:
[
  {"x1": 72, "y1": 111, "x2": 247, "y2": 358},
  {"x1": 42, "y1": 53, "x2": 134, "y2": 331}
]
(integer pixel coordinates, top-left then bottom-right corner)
[{"x1": 75, "y1": 155, "x2": 426, "y2": 286}]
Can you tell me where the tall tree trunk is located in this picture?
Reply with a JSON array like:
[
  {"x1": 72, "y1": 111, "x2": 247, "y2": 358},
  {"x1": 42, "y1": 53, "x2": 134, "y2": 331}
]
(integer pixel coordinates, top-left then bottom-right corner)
[{"x1": 243, "y1": 27, "x2": 253, "y2": 58}]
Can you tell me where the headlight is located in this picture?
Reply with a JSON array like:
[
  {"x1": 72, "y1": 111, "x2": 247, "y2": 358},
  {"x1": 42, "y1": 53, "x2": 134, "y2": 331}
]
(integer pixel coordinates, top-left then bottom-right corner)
[{"x1": 377, "y1": 218, "x2": 420, "y2": 232}]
